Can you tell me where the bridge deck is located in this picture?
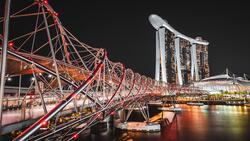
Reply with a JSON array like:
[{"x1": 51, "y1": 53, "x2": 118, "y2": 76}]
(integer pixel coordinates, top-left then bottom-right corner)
[{"x1": 2, "y1": 100, "x2": 86, "y2": 126}]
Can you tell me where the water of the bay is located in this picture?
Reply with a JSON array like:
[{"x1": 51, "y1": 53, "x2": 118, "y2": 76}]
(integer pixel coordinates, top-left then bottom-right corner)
[{"x1": 80, "y1": 105, "x2": 250, "y2": 141}]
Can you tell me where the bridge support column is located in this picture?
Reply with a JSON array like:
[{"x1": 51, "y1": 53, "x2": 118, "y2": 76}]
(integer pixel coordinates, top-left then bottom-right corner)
[
  {"x1": 174, "y1": 37, "x2": 183, "y2": 85},
  {"x1": 0, "y1": 0, "x2": 11, "y2": 128},
  {"x1": 116, "y1": 102, "x2": 161, "y2": 132}
]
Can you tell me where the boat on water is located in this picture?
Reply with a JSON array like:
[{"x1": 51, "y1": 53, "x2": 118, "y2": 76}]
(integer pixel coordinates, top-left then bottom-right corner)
[
  {"x1": 244, "y1": 102, "x2": 250, "y2": 107},
  {"x1": 158, "y1": 107, "x2": 182, "y2": 112},
  {"x1": 225, "y1": 101, "x2": 245, "y2": 106},
  {"x1": 168, "y1": 107, "x2": 182, "y2": 112},
  {"x1": 187, "y1": 102, "x2": 204, "y2": 106},
  {"x1": 245, "y1": 104, "x2": 250, "y2": 107}
]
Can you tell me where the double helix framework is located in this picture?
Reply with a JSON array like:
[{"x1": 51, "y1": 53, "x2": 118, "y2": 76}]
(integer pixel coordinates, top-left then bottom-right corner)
[{"x1": 0, "y1": 1, "x2": 168, "y2": 140}]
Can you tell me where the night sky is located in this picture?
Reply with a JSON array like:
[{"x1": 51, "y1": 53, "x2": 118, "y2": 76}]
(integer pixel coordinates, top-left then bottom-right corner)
[{"x1": 3, "y1": 0, "x2": 250, "y2": 78}]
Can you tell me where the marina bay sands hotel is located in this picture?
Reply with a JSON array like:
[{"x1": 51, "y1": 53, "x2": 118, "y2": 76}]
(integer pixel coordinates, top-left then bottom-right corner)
[{"x1": 149, "y1": 14, "x2": 210, "y2": 85}]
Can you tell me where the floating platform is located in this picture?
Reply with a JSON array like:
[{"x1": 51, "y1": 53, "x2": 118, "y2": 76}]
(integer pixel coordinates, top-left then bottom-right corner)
[
  {"x1": 116, "y1": 122, "x2": 161, "y2": 132},
  {"x1": 187, "y1": 102, "x2": 204, "y2": 106}
]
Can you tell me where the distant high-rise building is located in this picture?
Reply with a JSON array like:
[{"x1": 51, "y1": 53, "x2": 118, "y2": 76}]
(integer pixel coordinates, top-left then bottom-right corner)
[{"x1": 149, "y1": 14, "x2": 210, "y2": 85}]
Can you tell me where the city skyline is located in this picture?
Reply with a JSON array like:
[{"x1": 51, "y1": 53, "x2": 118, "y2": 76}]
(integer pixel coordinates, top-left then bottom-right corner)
[{"x1": 1, "y1": 1, "x2": 250, "y2": 141}]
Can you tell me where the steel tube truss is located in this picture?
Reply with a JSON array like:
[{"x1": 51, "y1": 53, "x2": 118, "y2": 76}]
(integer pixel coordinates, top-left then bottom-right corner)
[
  {"x1": 14, "y1": 55, "x2": 105, "y2": 141},
  {"x1": 0, "y1": 0, "x2": 11, "y2": 127},
  {"x1": 0, "y1": 1, "x2": 168, "y2": 141}
]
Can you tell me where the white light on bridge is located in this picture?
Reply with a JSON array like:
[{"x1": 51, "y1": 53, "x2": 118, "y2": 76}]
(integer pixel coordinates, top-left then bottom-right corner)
[
  {"x1": 48, "y1": 74, "x2": 52, "y2": 78},
  {"x1": 7, "y1": 77, "x2": 12, "y2": 81},
  {"x1": 31, "y1": 77, "x2": 35, "y2": 81}
]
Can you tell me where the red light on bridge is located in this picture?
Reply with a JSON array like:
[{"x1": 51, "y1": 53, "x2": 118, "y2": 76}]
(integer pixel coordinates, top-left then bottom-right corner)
[
  {"x1": 72, "y1": 133, "x2": 79, "y2": 140},
  {"x1": 41, "y1": 121, "x2": 48, "y2": 127},
  {"x1": 44, "y1": 0, "x2": 48, "y2": 4},
  {"x1": 72, "y1": 93, "x2": 77, "y2": 99},
  {"x1": 54, "y1": 12, "x2": 58, "y2": 17},
  {"x1": 8, "y1": 42, "x2": 14, "y2": 47},
  {"x1": 97, "y1": 113, "x2": 102, "y2": 117}
]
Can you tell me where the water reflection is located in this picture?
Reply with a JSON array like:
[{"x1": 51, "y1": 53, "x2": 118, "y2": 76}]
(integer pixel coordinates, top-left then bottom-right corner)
[
  {"x1": 165, "y1": 105, "x2": 250, "y2": 141},
  {"x1": 80, "y1": 105, "x2": 250, "y2": 141}
]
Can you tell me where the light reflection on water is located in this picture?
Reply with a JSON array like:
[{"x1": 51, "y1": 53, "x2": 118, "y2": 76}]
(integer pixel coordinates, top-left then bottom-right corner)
[{"x1": 80, "y1": 105, "x2": 250, "y2": 141}]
